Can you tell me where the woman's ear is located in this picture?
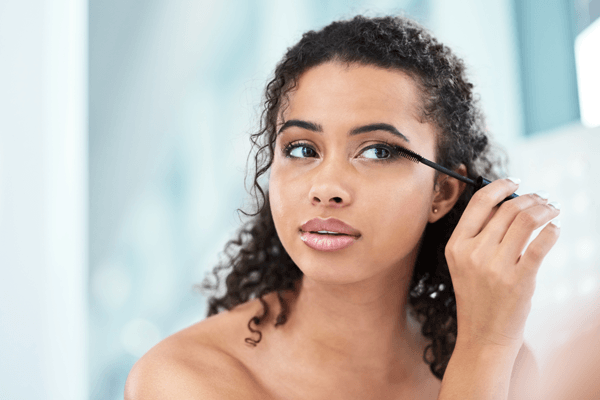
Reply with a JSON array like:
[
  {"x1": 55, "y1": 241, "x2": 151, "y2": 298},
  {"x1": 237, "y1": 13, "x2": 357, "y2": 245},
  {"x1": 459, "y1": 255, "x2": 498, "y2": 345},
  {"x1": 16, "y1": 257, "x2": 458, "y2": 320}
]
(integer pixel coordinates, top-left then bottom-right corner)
[{"x1": 428, "y1": 164, "x2": 467, "y2": 223}]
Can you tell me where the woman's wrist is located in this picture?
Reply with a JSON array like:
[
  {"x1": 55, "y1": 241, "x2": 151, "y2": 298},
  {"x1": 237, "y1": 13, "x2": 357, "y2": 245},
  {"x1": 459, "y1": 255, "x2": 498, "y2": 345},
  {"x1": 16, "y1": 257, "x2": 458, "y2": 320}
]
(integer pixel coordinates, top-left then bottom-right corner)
[
  {"x1": 438, "y1": 341, "x2": 521, "y2": 400},
  {"x1": 454, "y1": 334, "x2": 524, "y2": 356}
]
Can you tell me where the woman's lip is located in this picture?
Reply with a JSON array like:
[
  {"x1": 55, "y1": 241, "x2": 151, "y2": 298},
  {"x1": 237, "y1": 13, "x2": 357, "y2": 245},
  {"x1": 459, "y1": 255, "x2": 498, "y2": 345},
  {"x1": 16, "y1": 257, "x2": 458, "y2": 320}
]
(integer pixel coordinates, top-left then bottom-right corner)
[
  {"x1": 299, "y1": 231, "x2": 358, "y2": 251},
  {"x1": 300, "y1": 217, "x2": 361, "y2": 237}
]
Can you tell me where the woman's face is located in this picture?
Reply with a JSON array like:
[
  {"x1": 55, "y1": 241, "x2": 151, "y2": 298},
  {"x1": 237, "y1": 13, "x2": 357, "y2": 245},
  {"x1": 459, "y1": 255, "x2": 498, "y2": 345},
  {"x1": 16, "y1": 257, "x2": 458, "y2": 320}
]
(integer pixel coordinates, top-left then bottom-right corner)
[{"x1": 269, "y1": 62, "x2": 439, "y2": 284}]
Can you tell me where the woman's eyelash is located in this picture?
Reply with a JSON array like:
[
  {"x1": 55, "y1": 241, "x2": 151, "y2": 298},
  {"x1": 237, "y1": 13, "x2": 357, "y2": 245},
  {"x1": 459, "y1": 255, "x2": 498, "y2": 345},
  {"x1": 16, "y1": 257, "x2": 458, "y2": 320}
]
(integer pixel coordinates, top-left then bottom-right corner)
[
  {"x1": 282, "y1": 140, "x2": 407, "y2": 162},
  {"x1": 282, "y1": 141, "x2": 316, "y2": 158},
  {"x1": 361, "y1": 142, "x2": 404, "y2": 162}
]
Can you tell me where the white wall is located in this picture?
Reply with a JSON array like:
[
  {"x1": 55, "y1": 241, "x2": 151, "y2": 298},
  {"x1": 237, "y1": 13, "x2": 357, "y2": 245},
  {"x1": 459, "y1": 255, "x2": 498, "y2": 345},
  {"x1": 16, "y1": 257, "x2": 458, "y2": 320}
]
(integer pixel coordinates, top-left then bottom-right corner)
[{"x1": 0, "y1": 1, "x2": 88, "y2": 399}]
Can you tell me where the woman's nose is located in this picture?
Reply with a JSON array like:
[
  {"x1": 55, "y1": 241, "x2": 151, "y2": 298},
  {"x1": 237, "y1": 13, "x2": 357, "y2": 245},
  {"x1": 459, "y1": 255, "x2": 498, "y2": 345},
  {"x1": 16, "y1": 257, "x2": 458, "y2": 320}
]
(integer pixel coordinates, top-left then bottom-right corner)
[{"x1": 308, "y1": 161, "x2": 352, "y2": 208}]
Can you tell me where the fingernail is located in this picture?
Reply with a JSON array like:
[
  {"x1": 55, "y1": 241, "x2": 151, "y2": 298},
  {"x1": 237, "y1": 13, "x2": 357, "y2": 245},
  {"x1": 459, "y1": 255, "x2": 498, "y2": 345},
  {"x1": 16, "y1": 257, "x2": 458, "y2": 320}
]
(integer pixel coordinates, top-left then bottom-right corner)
[
  {"x1": 548, "y1": 201, "x2": 561, "y2": 210},
  {"x1": 534, "y1": 190, "x2": 550, "y2": 200},
  {"x1": 506, "y1": 176, "x2": 521, "y2": 185},
  {"x1": 550, "y1": 218, "x2": 561, "y2": 228}
]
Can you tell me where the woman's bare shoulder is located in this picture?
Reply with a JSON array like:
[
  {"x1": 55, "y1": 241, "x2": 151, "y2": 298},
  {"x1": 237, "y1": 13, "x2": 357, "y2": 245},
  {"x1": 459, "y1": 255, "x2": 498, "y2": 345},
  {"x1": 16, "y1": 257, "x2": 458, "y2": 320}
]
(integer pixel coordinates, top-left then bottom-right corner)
[{"x1": 124, "y1": 299, "x2": 272, "y2": 400}]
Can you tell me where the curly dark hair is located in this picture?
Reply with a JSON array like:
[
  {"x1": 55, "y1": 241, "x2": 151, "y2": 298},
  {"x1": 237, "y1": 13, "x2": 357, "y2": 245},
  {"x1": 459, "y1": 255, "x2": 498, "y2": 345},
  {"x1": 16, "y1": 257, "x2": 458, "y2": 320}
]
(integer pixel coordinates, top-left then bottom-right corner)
[{"x1": 201, "y1": 15, "x2": 505, "y2": 380}]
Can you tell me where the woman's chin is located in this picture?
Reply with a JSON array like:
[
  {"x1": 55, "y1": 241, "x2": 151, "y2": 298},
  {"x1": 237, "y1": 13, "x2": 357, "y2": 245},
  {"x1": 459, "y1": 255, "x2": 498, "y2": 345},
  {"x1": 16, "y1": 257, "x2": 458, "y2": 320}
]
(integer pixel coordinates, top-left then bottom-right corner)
[{"x1": 293, "y1": 257, "x2": 376, "y2": 286}]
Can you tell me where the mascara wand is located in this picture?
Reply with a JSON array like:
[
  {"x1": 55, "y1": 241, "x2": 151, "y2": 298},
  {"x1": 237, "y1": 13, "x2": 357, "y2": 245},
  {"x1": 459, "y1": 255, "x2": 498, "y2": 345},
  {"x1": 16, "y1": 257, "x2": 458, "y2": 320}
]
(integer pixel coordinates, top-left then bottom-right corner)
[{"x1": 395, "y1": 146, "x2": 519, "y2": 204}]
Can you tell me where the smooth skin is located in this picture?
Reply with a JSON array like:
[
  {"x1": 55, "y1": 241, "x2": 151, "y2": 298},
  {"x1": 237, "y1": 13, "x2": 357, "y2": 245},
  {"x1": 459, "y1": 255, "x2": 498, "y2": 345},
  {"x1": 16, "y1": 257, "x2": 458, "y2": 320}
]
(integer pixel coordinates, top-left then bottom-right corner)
[{"x1": 125, "y1": 62, "x2": 560, "y2": 400}]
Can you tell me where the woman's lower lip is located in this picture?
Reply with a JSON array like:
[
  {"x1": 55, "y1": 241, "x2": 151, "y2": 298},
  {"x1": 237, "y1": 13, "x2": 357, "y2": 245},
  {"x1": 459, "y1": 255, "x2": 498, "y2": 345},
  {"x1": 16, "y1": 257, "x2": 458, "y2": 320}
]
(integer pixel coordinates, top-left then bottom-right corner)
[{"x1": 299, "y1": 231, "x2": 358, "y2": 251}]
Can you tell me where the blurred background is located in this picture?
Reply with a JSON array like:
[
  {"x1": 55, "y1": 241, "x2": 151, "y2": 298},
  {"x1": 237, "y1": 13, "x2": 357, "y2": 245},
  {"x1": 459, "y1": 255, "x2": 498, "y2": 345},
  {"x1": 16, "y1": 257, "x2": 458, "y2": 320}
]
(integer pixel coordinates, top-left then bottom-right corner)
[{"x1": 1, "y1": 0, "x2": 599, "y2": 399}]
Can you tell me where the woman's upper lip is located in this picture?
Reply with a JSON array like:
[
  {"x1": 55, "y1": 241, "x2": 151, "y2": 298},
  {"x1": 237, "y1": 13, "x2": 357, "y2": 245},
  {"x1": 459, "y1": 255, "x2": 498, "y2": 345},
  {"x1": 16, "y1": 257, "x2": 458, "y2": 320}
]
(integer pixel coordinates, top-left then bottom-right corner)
[{"x1": 300, "y1": 218, "x2": 361, "y2": 237}]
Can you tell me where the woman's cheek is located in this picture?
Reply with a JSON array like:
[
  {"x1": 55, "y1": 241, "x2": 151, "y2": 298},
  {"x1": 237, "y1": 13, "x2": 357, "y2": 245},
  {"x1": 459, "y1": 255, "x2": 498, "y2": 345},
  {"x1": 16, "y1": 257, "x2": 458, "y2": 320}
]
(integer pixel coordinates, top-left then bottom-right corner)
[
  {"x1": 268, "y1": 168, "x2": 285, "y2": 219},
  {"x1": 371, "y1": 183, "x2": 429, "y2": 251},
  {"x1": 269, "y1": 166, "x2": 301, "y2": 238}
]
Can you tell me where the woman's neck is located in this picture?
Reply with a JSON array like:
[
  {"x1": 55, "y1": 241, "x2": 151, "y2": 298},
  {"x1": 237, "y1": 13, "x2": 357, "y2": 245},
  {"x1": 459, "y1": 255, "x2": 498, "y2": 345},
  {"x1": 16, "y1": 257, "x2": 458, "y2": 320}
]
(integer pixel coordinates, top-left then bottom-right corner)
[{"x1": 280, "y1": 263, "x2": 426, "y2": 380}]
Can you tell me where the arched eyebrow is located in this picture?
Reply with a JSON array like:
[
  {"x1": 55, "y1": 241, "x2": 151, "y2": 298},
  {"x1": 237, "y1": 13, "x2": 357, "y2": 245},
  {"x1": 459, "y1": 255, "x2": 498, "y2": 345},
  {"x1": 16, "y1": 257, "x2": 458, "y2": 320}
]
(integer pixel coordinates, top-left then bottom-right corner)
[
  {"x1": 350, "y1": 123, "x2": 410, "y2": 143},
  {"x1": 277, "y1": 119, "x2": 409, "y2": 143},
  {"x1": 277, "y1": 119, "x2": 323, "y2": 135}
]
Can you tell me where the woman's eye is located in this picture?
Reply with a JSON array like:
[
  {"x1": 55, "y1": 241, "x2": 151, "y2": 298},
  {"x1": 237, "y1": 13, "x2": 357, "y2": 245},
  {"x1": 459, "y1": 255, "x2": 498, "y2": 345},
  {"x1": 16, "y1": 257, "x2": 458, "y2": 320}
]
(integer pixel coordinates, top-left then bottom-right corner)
[
  {"x1": 283, "y1": 142, "x2": 398, "y2": 161},
  {"x1": 285, "y1": 143, "x2": 317, "y2": 158},
  {"x1": 361, "y1": 145, "x2": 393, "y2": 160}
]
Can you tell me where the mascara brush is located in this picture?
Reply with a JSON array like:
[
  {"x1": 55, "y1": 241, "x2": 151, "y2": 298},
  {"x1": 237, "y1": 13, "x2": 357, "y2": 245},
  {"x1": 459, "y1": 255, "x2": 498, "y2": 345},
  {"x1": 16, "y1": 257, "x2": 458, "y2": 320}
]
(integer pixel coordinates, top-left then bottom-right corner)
[{"x1": 394, "y1": 146, "x2": 518, "y2": 204}]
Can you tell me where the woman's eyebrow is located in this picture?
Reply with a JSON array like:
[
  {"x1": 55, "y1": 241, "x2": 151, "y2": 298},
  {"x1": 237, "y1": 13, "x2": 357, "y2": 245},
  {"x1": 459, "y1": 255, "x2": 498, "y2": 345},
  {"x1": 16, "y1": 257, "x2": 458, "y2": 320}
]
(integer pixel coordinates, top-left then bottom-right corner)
[
  {"x1": 277, "y1": 120, "x2": 409, "y2": 143},
  {"x1": 349, "y1": 123, "x2": 410, "y2": 143},
  {"x1": 277, "y1": 119, "x2": 323, "y2": 135}
]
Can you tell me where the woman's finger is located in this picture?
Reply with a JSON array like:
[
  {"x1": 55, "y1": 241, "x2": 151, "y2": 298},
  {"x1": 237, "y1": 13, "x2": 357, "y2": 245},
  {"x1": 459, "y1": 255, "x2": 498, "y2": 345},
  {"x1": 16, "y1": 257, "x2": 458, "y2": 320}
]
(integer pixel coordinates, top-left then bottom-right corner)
[
  {"x1": 516, "y1": 218, "x2": 561, "y2": 276},
  {"x1": 477, "y1": 193, "x2": 548, "y2": 246},
  {"x1": 497, "y1": 202, "x2": 560, "y2": 263},
  {"x1": 453, "y1": 178, "x2": 520, "y2": 239}
]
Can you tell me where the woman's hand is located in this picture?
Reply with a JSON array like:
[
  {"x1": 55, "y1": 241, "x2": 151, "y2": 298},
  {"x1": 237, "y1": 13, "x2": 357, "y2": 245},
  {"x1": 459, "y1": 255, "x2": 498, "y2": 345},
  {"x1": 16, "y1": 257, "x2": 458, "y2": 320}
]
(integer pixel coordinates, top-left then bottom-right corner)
[{"x1": 445, "y1": 178, "x2": 560, "y2": 351}]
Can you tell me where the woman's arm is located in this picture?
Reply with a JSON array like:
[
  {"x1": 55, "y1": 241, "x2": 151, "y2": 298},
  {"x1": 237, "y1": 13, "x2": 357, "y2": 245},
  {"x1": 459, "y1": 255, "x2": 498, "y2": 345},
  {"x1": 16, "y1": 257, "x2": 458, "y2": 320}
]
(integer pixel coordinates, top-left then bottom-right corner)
[
  {"x1": 439, "y1": 341, "x2": 540, "y2": 400},
  {"x1": 437, "y1": 177, "x2": 559, "y2": 400},
  {"x1": 439, "y1": 341, "x2": 521, "y2": 400}
]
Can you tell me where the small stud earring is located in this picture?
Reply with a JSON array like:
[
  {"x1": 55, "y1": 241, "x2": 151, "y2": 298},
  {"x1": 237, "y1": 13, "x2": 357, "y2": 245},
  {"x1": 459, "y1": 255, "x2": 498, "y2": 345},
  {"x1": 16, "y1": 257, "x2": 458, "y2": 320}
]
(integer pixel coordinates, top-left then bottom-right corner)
[{"x1": 433, "y1": 208, "x2": 438, "y2": 213}]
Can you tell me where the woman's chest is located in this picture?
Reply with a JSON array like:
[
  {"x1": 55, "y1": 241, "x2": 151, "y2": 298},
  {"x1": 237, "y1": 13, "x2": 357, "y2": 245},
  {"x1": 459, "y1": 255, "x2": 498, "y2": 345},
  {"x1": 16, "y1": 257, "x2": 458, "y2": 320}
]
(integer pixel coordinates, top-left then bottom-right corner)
[{"x1": 241, "y1": 353, "x2": 442, "y2": 400}]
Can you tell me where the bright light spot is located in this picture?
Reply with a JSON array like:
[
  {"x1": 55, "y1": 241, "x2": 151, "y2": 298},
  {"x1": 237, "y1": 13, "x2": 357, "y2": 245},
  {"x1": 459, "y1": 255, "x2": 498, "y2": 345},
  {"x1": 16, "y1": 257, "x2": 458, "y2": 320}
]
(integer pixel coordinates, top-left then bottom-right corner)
[
  {"x1": 572, "y1": 191, "x2": 592, "y2": 214},
  {"x1": 569, "y1": 155, "x2": 588, "y2": 178},
  {"x1": 91, "y1": 261, "x2": 132, "y2": 310},
  {"x1": 120, "y1": 318, "x2": 162, "y2": 358},
  {"x1": 575, "y1": 16, "x2": 600, "y2": 127},
  {"x1": 532, "y1": 286, "x2": 550, "y2": 310},
  {"x1": 538, "y1": 163, "x2": 563, "y2": 192},
  {"x1": 578, "y1": 276, "x2": 598, "y2": 296},
  {"x1": 543, "y1": 244, "x2": 568, "y2": 272},
  {"x1": 140, "y1": 260, "x2": 178, "y2": 314},
  {"x1": 554, "y1": 284, "x2": 572, "y2": 303},
  {"x1": 576, "y1": 237, "x2": 596, "y2": 262}
]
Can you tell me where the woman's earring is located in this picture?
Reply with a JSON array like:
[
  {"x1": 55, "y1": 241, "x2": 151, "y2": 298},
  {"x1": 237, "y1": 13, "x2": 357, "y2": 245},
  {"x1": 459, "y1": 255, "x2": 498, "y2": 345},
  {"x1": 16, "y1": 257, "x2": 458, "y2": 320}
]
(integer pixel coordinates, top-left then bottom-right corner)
[{"x1": 433, "y1": 208, "x2": 438, "y2": 213}]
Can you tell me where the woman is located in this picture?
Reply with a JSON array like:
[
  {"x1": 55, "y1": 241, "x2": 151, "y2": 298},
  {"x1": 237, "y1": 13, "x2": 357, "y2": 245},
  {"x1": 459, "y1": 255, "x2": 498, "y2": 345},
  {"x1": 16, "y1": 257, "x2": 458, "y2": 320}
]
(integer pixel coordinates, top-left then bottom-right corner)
[{"x1": 126, "y1": 15, "x2": 560, "y2": 399}]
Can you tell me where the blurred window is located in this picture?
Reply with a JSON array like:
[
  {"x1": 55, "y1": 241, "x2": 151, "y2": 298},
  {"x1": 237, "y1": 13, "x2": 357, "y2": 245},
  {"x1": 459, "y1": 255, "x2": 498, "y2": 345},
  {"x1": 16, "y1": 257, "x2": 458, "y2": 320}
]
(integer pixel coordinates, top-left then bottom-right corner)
[
  {"x1": 514, "y1": 0, "x2": 582, "y2": 135},
  {"x1": 575, "y1": 0, "x2": 600, "y2": 128}
]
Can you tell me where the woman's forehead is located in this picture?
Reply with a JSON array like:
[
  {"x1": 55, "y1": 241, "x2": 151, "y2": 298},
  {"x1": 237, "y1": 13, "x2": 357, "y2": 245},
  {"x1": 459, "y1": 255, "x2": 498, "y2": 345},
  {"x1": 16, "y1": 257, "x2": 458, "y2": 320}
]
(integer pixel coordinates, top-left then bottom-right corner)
[
  {"x1": 281, "y1": 62, "x2": 425, "y2": 125},
  {"x1": 275, "y1": 62, "x2": 438, "y2": 152}
]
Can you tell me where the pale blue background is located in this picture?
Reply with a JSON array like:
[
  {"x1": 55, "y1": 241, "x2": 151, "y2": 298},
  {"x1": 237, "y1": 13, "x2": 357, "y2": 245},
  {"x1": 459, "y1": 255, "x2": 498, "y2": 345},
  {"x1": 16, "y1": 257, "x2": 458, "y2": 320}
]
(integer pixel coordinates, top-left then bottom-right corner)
[
  {"x1": 1, "y1": 1, "x2": 598, "y2": 399},
  {"x1": 88, "y1": 1, "x2": 598, "y2": 399}
]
